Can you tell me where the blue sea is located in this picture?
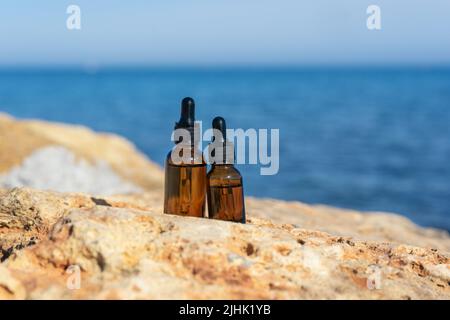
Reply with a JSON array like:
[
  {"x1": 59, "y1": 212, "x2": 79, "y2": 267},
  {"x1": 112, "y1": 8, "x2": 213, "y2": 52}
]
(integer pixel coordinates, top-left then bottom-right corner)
[{"x1": 0, "y1": 67, "x2": 449, "y2": 231}]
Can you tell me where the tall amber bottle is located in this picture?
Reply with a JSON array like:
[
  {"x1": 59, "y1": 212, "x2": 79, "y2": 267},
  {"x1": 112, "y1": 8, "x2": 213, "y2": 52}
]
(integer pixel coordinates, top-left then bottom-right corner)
[
  {"x1": 164, "y1": 97, "x2": 206, "y2": 217},
  {"x1": 207, "y1": 117, "x2": 246, "y2": 223}
]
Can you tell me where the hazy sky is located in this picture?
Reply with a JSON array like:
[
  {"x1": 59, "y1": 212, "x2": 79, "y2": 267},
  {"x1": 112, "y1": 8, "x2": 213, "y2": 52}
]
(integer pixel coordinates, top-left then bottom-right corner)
[{"x1": 0, "y1": 0, "x2": 449, "y2": 66}]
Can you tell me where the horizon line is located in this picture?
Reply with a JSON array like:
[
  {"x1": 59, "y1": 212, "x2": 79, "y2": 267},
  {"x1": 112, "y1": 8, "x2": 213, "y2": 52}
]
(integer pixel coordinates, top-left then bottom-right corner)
[{"x1": 0, "y1": 63, "x2": 449, "y2": 72}]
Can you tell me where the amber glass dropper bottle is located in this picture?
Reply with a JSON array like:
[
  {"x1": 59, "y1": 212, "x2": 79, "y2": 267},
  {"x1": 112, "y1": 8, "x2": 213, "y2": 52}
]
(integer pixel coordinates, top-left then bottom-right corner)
[
  {"x1": 164, "y1": 97, "x2": 206, "y2": 217},
  {"x1": 207, "y1": 117, "x2": 246, "y2": 223}
]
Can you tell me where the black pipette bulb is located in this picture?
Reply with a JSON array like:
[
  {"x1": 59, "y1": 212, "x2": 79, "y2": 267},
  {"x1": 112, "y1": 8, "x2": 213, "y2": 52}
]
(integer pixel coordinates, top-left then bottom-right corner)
[
  {"x1": 176, "y1": 97, "x2": 195, "y2": 129},
  {"x1": 212, "y1": 116, "x2": 226, "y2": 142}
]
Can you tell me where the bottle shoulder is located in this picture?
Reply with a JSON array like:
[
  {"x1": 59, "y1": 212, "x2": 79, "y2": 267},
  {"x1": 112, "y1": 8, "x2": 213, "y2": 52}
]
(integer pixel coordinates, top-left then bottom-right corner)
[{"x1": 207, "y1": 165, "x2": 243, "y2": 186}]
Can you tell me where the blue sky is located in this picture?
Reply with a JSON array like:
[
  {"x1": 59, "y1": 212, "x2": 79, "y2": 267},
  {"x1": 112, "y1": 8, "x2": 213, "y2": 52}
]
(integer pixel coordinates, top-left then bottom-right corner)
[{"x1": 0, "y1": 0, "x2": 449, "y2": 66}]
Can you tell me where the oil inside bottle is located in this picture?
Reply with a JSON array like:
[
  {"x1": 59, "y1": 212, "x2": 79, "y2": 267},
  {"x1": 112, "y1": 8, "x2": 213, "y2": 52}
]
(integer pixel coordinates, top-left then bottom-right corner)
[
  {"x1": 207, "y1": 184, "x2": 245, "y2": 223},
  {"x1": 165, "y1": 162, "x2": 206, "y2": 217}
]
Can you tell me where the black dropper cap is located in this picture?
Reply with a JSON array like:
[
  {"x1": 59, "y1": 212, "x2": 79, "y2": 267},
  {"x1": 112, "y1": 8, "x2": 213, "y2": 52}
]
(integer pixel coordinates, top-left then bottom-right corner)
[
  {"x1": 212, "y1": 116, "x2": 226, "y2": 142},
  {"x1": 175, "y1": 97, "x2": 195, "y2": 130},
  {"x1": 212, "y1": 116, "x2": 233, "y2": 164}
]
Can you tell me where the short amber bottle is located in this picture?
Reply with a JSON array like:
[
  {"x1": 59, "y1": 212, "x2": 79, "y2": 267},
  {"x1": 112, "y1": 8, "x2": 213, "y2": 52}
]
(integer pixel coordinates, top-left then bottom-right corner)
[
  {"x1": 164, "y1": 97, "x2": 206, "y2": 217},
  {"x1": 207, "y1": 117, "x2": 246, "y2": 223}
]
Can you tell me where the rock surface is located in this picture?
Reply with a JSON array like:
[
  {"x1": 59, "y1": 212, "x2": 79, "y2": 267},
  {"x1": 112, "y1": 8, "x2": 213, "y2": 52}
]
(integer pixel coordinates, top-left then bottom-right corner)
[
  {"x1": 0, "y1": 113, "x2": 163, "y2": 193},
  {"x1": 0, "y1": 114, "x2": 449, "y2": 299},
  {"x1": 0, "y1": 188, "x2": 449, "y2": 300},
  {"x1": 0, "y1": 146, "x2": 142, "y2": 195}
]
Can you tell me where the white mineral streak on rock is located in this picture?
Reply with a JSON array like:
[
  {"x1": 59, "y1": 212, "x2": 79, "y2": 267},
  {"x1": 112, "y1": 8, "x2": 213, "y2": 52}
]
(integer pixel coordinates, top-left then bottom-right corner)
[{"x1": 0, "y1": 146, "x2": 142, "y2": 195}]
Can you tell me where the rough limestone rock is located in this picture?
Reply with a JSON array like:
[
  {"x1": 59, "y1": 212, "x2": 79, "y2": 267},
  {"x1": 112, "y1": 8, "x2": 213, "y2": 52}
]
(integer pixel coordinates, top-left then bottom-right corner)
[
  {"x1": 0, "y1": 114, "x2": 449, "y2": 299},
  {"x1": 0, "y1": 188, "x2": 449, "y2": 300},
  {"x1": 246, "y1": 198, "x2": 450, "y2": 253}
]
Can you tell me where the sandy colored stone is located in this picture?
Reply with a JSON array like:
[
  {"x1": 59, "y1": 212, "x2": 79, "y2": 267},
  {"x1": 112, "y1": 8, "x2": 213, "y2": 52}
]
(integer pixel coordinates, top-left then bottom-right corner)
[
  {"x1": 0, "y1": 264, "x2": 26, "y2": 299},
  {"x1": 0, "y1": 188, "x2": 153, "y2": 261},
  {"x1": 116, "y1": 191, "x2": 450, "y2": 253},
  {"x1": 0, "y1": 113, "x2": 163, "y2": 191},
  {"x1": 0, "y1": 188, "x2": 448, "y2": 300},
  {"x1": 246, "y1": 198, "x2": 450, "y2": 253}
]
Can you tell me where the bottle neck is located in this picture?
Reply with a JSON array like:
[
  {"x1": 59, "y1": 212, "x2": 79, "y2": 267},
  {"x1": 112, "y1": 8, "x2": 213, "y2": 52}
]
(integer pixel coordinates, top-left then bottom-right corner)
[{"x1": 173, "y1": 126, "x2": 197, "y2": 145}]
